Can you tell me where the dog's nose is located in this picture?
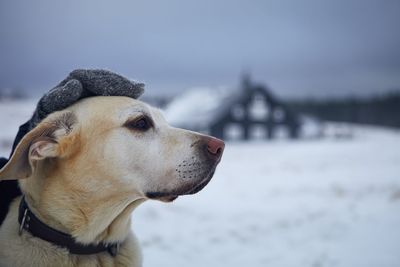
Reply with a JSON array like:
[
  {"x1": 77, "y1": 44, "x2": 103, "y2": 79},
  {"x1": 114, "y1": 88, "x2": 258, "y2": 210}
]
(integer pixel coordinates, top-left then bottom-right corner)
[{"x1": 207, "y1": 137, "x2": 225, "y2": 160}]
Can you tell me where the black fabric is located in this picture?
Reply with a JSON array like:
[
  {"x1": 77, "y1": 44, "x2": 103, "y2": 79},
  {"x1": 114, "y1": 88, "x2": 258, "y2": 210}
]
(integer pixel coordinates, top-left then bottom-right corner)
[
  {"x1": 10, "y1": 120, "x2": 31, "y2": 154},
  {"x1": 0, "y1": 121, "x2": 28, "y2": 226},
  {"x1": 0, "y1": 159, "x2": 21, "y2": 226},
  {"x1": 18, "y1": 196, "x2": 119, "y2": 256}
]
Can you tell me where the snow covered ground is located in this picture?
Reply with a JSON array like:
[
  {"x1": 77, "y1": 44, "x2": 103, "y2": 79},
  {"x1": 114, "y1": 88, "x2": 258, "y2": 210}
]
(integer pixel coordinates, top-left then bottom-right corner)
[{"x1": 1, "y1": 100, "x2": 400, "y2": 267}]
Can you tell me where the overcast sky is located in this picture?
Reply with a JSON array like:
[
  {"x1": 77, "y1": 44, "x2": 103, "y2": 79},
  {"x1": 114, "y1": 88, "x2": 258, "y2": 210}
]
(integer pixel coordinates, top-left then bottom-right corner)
[{"x1": 1, "y1": 0, "x2": 399, "y2": 98}]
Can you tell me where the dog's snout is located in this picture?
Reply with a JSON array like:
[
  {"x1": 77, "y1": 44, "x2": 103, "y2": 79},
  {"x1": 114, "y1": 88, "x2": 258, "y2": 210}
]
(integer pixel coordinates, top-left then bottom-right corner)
[{"x1": 206, "y1": 137, "x2": 225, "y2": 159}]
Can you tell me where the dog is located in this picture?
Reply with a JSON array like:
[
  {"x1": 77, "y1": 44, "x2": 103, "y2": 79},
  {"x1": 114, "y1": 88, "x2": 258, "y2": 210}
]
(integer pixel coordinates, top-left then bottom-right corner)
[{"x1": 0, "y1": 96, "x2": 224, "y2": 266}]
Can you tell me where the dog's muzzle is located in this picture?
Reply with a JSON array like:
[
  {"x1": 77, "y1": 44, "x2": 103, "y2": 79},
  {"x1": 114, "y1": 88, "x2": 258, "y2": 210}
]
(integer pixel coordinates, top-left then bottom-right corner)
[{"x1": 147, "y1": 136, "x2": 224, "y2": 202}]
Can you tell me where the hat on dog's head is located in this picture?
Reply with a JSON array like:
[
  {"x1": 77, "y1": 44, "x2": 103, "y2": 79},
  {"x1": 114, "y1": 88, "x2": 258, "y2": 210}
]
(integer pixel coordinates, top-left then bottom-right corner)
[
  {"x1": 32, "y1": 69, "x2": 145, "y2": 127},
  {"x1": 64, "y1": 69, "x2": 144, "y2": 98}
]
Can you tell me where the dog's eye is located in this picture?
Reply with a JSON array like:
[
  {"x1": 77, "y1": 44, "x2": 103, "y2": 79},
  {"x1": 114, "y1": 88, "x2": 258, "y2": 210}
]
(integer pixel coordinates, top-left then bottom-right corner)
[{"x1": 124, "y1": 116, "x2": 152, "y2": 131}]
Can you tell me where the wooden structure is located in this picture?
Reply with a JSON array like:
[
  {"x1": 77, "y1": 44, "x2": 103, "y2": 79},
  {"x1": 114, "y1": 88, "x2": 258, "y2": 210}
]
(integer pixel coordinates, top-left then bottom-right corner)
[
  {"x1": 165, "y1": 75, "x2": 301, "y2": 141},
  {"x1": 208, "y1": 76, "x2": 300, "y2": 140}
]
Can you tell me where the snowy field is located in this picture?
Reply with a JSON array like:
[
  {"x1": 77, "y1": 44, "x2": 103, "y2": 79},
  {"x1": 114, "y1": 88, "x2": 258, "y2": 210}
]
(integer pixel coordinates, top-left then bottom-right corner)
[{"x1": 1, "y1": 100, "x2": 400, "y2": 267}]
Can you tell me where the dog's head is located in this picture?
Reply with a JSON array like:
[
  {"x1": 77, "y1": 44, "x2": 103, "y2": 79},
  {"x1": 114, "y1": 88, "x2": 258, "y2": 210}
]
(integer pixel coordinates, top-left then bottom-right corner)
[{"x1": 0, "y1": 97, "x2": 224, "y2": 204}]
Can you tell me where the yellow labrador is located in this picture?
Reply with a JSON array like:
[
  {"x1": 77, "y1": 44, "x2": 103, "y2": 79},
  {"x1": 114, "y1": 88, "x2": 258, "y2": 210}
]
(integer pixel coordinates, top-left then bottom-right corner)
[{"x1": 0, "y1": 96, "x2": 224, "y2": 266}]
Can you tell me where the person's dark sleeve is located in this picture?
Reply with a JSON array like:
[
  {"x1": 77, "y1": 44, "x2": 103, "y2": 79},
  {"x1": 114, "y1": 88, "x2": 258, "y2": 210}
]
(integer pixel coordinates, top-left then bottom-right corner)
[
  {"x1": 0, "y1": 158, "x2": 21, "y2": 226},
  {"x1": 0, "y1": 157, "x2": 7, "y2": 169},
  {"x1": 10, "y1": 120, "x2": 30, "y2": 157},
  {"x1": 0, "y1": 121, "x2": 28, "y2": 226}
]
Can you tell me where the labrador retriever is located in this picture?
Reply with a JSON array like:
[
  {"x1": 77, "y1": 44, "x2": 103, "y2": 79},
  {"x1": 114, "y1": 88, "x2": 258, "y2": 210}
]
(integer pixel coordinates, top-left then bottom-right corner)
[{"x1": 0, "y1": 96, "x2": 224, "y2": 266}]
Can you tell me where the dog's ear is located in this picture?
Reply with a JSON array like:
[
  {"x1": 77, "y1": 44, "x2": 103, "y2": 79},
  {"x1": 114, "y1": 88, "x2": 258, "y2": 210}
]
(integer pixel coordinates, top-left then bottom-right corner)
[{"x1": 0, "y1": 111, "x2": 78, "y2": 180}]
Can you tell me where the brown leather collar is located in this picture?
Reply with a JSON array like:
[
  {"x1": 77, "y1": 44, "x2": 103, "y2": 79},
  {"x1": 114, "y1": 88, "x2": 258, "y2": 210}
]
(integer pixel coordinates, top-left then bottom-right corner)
[{"x1": 18, "y1": 196, "x2": 120, "y2": 257}]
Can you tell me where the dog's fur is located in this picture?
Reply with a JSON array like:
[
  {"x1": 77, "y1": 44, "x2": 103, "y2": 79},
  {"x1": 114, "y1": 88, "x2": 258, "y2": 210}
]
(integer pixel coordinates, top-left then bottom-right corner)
[{"x1": 0, "y1": 96, "x2": 223, "y2": 267}]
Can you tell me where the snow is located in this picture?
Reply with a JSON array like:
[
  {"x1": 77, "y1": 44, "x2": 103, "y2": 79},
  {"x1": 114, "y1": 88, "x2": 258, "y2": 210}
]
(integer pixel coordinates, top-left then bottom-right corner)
[
  {"x1": 134, "y1": 131, "x2": 400, "y2": 267},
  {"x1": 1, "y1": 100, "x2": 400, "y2": 267},
  {"x1": 163, "y1": 87, "x2": 234, "y2": 129},
  {"x1": 0, "y1": 100, "x2": 36, "y2": 153}
]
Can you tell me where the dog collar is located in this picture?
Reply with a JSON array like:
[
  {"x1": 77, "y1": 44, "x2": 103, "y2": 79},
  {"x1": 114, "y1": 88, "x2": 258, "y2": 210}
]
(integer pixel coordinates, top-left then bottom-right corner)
[{"x1": 18, "y1": 196, "x2": 120, "y2": 257}]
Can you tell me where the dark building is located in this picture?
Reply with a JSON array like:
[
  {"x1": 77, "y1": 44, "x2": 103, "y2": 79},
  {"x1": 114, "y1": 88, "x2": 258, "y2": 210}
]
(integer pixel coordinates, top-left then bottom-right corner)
[{"x1": 165, "y1": 75, "x2": 301, "y2": 141}]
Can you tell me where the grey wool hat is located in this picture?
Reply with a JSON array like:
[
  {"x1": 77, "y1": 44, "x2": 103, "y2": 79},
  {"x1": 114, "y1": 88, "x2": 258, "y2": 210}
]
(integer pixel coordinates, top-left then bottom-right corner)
[{"x1": 31, "y1": 69, "x2": 145, "y2": 127}]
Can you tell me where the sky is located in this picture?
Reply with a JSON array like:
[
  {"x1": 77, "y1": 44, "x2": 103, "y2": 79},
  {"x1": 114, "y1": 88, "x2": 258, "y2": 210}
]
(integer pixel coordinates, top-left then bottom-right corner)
[{"x1": 0, "y1": 0, "x2": 400, "y2": 99}]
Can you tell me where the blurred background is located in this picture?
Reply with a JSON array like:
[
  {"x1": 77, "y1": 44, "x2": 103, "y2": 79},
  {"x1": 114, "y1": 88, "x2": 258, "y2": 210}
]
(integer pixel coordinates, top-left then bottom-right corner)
[{"x1": 1, "y1": 0, "x2": 400, "y2": 266}]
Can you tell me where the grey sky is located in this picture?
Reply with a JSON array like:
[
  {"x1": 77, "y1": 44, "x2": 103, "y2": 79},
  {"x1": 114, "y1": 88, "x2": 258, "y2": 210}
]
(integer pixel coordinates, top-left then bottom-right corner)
[{"x1": 1, "y1": 0, "x2": 399, "y2": 98}]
